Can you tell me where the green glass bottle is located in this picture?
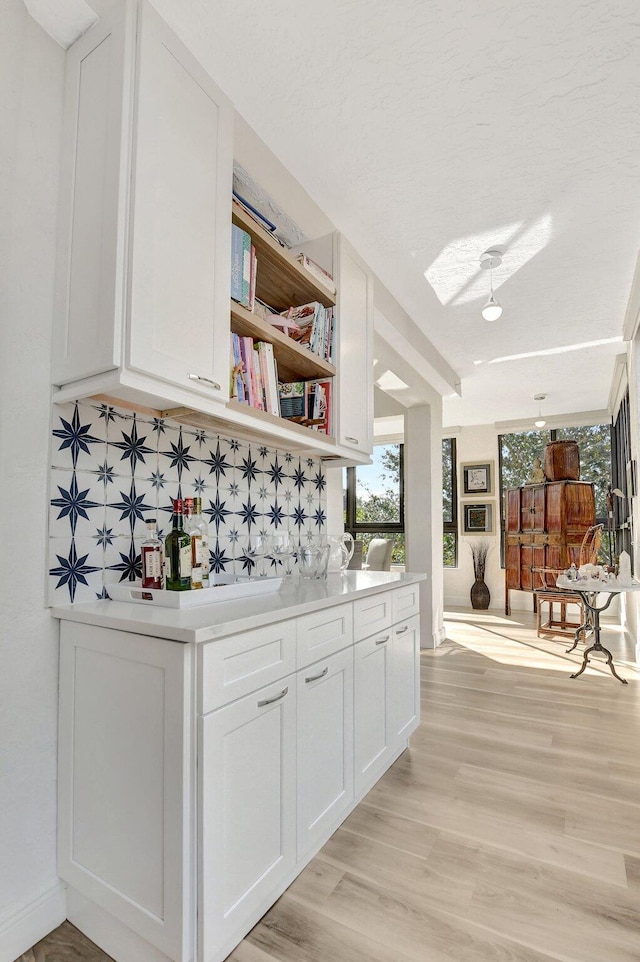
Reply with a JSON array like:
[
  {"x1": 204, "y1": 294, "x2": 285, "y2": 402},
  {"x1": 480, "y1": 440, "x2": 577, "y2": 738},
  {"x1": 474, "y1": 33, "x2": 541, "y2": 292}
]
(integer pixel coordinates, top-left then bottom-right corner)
[{"x1": 165, "y1": 499, "x2": 192, "y2": 590}]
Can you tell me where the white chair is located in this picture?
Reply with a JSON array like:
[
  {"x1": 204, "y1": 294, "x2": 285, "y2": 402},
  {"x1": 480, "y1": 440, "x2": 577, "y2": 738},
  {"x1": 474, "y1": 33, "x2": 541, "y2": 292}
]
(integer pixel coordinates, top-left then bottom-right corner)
[{"x1": 365, "y1": 538, "x2": 393, "y2": 571}]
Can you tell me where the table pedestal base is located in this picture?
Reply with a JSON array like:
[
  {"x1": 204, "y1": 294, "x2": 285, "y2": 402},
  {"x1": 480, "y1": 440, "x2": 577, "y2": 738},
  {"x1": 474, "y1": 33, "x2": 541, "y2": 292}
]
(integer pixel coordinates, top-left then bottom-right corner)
[{"x1": 568, "y1": 590, "x2": 628, "y2": 685}]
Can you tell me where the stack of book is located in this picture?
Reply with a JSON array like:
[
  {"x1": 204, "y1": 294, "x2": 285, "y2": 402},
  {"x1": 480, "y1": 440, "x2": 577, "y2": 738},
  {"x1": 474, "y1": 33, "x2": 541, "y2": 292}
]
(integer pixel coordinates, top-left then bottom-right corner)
[
  {"x1": 295, "y1": 253, "x2": 336, "y2": 295},
  {"x1": 230, "y1": 333, "x2": 279, "y2": 416},
  {"x1": 278, "y1": 379, "x2": 332, "y2": 435},
  {"x1": 231, "y1": 224, "x2": 257, "y2": 311},
  {"x1": 280, "y1": 302, "x2": 335, "y2": 364}
]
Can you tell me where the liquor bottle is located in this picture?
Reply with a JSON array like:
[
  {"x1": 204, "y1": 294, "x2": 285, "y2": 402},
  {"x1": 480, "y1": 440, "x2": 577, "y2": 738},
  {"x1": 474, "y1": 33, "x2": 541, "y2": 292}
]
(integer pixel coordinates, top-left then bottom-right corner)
[
  {"x1": 184, "y1": 497, "x2": 203, "y2": 589},
  {"x1": 141, "y1": 518, "x2": 163, "y2": 589},
  {"x1": 165, "y1": 499, "x2": 192, "y2": 591},
  {"x1": 193, "y1": 497, "x2": 210, "y2": 587}
]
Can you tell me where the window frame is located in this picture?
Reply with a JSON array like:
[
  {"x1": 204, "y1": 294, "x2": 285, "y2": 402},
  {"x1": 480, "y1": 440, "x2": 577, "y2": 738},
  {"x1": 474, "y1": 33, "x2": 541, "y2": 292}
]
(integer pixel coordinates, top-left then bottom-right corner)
[
  {"x1": 443, "y1": 436, "x2": 458, "y2": 567},
  {"x1": 344, "y1": 442, "x2": 405, "y2": 537}
]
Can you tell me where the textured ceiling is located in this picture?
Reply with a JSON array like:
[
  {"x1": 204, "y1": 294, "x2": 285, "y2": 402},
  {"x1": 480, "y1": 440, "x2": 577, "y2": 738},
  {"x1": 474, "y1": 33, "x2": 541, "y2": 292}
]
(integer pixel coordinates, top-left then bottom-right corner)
[{"x1": 153, "y1": 0, "x2": 640, "y2": 426}]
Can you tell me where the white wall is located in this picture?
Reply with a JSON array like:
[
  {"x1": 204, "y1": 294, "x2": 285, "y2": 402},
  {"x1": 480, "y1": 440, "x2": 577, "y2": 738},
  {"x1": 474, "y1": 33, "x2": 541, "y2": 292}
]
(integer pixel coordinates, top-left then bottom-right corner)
[
  {"x1": 0, "y1": 4, "x2": 66, "y2": 958},
  {"x1": 443, "y1": 423, "x2": 537, "y2": 613}
]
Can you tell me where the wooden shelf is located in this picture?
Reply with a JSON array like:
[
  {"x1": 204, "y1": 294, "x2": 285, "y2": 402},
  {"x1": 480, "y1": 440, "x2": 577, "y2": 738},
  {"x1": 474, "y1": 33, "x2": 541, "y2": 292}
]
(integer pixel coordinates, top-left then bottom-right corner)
[
  {"x1": 225, "y1": 399, "x2": 336, "y2": 446},
  {"x1": 232, "y1": 201, "x2": 336, "y2": 311},
  {"x1": 230, "y1": 301, "x2": 335, "y2": 383}
]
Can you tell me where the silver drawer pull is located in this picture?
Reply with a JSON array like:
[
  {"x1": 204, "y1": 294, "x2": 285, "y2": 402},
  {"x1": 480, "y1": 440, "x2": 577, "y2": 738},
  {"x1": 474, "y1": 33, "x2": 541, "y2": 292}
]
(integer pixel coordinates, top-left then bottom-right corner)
[
  {"x1": 375, "y1": 635, "x2": 390, "y2": 645},
  {"x1": 305, "y1": 667, "x2": 329, "y2": 683},
  {"x1": 257, "y1": 686, "x2": 288, "y2": 707},
  {"x1": 345, "y1": 436, "x2": 359, "y2": 444},
  {"x1": 396, "y1": 626, "x2": 409, "y2": 635},
  {"x1": 187, "y1": 373, "x2": 221, "y2": 390}
]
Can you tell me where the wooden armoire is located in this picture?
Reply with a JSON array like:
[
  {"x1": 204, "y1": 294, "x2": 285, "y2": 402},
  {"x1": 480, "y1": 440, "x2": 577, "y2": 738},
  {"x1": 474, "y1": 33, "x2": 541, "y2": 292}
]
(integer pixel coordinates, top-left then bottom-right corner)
[{"x1": 505, "y1": 481, "x2": 595, "y2": 615}]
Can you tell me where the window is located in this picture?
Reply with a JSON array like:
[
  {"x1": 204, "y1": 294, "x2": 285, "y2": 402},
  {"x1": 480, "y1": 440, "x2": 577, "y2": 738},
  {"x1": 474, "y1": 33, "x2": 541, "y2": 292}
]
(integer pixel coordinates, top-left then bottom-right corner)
[
  {"x1": 611, "y1": 388, "x2": 632, "y2": 567},
  {"x1": 443, "y1": 437, "x2": 457, "y2": 566},
  {"x1": 498, "y1": 424, "x2": 612, "y2": 566},
  {"x1": 344, "y1": 443, "x2": 404, "y2": 564}
]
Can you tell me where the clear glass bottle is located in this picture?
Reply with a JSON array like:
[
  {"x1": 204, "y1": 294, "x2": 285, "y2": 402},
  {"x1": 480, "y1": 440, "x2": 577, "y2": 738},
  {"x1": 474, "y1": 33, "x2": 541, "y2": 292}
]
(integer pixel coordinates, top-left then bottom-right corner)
[
  {"x1": 184, "y1": 497, "x2": 203, "y2": 589},
  {"x1": 141, "y1": 517, "x2": 163, "y2": 589},
  {"x1": 193, "y1": 497, "x2": 210, "y2": 587},
  {"x1": 165, "y1": 499, "x2": 192, "y2": 591}
]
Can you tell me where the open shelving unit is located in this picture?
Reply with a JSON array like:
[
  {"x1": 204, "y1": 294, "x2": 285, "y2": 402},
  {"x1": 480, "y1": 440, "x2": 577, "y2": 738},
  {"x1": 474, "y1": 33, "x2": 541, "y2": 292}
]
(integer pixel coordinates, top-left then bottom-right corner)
[{"x1": 230, "y1": 200, "x2": 336, "y2": 439}]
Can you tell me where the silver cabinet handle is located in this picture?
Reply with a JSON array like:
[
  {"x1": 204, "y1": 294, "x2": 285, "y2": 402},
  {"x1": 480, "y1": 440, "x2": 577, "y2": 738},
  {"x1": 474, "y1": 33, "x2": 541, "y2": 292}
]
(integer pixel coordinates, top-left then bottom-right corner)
[
  {"x1": 345, "y1": 436, "x2": 359, "y2": 444},
  {"x1": 187, "y1": 373, "x2": 221, "y2": 390},
  {"x1": 375, "y1": 635, "x2": 390, "y2": 645},
  {"x1": 257, "y1": 686, "x2": 288, "y2": 707},
  {"x1": 305, "y1": 667, "x2": 329, "y2": 683},
  {"x1": 396, "y1": 626, "x2": 409, "y2": 635}
]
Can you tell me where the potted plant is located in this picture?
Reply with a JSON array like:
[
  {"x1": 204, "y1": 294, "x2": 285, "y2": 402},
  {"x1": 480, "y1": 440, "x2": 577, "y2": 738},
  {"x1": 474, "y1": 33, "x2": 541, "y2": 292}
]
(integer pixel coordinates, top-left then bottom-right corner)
[{"x1": 468, "y1": 539, "x2": 490, "y2": 610}]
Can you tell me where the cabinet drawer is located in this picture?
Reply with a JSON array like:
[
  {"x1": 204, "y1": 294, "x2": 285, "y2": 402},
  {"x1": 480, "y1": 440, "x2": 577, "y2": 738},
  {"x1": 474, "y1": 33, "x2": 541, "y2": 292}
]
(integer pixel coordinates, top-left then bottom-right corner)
[
  {"x1": 297, "y1": 604, "x2": 353, "y2": 669},
  {"x1": 353, "y1": 592, "x2": 392, "y2": 642},
  {"x1": 392, "y1": 583, "x2": 420, "y2": 624},
  {"x1": 199, "y1": 620, "x2": 296, "y2": 713}
]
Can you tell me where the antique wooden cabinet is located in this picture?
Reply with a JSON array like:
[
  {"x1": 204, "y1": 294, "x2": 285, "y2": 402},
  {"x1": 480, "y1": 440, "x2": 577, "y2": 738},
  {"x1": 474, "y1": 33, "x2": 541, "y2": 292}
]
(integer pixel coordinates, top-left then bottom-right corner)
[{"x1": 505, "y1": 481, "x2": 595, "y2": 614}]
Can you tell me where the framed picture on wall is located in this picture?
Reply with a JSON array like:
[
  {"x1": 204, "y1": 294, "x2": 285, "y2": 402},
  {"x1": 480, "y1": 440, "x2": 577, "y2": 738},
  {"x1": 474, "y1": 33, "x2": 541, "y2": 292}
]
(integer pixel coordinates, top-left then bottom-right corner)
[
  {"x1": 463, "y1": 502, "x2": 494, "y2": 535},
  {"x1": 461, "y1": 461, "x2": 494, "y2": 497}
]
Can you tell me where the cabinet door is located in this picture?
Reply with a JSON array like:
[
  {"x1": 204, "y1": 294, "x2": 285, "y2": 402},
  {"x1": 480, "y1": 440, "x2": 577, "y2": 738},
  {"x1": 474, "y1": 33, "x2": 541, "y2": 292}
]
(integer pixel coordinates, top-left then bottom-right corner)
[
  {"x1": 296, "y1": 647, "x2": 354, "y2": 861},
  {"x1": 354, "y1": 630, "x2": 392, "y2": 797},
  {"x1": 389, "y1": 615, "x2": 420, "y2": 749},
  {"x1": 336, "y1": 236, "x2": 373, "y2": 455},
  {"x1": 128, "y1": 1, "x2": 233, "y2": 401},
  {"x1": 199, "y1": 677, "x2": 296, "y2": 962},
  {"x1": 521, "y1": 485, "x2": 545, "y2": 531}
]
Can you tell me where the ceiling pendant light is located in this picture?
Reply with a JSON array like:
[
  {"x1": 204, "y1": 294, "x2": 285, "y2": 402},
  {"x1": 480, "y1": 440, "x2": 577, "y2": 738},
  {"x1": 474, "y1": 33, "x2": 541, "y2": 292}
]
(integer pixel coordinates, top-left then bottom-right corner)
[
  {"x1": 480, "y1": 249, "x2": 503, "y2": 321},
  {"x1": 534, "y1": 393, "x2": 546, "y2": 428}
]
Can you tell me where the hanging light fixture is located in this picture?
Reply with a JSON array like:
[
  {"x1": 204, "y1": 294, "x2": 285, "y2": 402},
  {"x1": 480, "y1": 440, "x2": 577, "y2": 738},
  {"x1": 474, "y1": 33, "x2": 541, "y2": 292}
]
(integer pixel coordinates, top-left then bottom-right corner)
[
  {"x1": 534, "y1": 393, "x2": 546, "y2": 428},
  {"x1": 480, "y1": 249, "x2": 503, "y2": 321}
]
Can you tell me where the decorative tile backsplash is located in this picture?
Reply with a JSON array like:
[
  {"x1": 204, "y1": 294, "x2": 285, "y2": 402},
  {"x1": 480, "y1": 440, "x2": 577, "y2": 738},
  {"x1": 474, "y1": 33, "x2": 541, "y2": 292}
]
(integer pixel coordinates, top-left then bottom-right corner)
[{"x1": 48, "y1": 399, "x2": 327, "y2": 604}]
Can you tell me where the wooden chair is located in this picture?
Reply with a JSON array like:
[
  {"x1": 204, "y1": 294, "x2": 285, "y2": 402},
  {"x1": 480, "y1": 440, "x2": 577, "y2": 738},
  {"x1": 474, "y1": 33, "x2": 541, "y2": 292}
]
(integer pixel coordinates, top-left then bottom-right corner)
[{"x1": 534, "y1": 524, "x2": 604, "y2": 642}]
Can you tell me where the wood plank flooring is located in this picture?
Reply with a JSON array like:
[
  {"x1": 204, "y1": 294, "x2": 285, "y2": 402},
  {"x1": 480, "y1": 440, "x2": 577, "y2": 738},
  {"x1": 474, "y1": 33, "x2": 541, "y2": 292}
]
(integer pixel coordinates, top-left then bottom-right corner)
[{"x1": 18, "y1": 609, "x2": 640, "y2": 962}]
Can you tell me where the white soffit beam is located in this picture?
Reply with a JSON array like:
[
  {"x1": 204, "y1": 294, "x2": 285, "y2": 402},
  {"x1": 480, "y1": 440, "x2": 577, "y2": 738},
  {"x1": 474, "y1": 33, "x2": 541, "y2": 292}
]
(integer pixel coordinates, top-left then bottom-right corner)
[
  {"x1": 495, "y1": 409, "x2": 611, "y2": 432},
  {"x1": 623, "y1": 251, "x2": 640, "y2": 342}
]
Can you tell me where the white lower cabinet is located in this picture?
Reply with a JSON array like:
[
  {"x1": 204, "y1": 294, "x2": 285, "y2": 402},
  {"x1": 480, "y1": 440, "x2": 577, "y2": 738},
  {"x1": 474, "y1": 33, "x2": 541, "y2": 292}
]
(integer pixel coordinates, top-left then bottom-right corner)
[
  {"x1": 199, "y1": 677, "x2": 297, "y2": 962},
  {"x1": 56, "y1": 583, "x2": 421, "y2": 962},
  {"x1": 296, "y1": 646, "x2": 354, "y2": 861},
  {"x1": 354, "y1": 629, "x2": 392, "y2": 796}
]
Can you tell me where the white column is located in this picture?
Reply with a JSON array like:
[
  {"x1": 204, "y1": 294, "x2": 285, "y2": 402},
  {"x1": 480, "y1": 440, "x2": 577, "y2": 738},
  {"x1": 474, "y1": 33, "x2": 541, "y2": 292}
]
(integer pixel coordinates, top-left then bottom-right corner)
[
  {"x1": 324, "y1": 465, "x2": 345, "y2": 535},
  {"x1": 405, "y1": 403, "x2": 445, "y2": 648}
]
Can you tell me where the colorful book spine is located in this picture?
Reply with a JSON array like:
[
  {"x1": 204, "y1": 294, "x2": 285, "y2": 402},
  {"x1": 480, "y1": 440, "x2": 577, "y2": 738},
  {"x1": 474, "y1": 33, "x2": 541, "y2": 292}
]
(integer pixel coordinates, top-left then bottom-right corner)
[
  {"x1": 239, "y1": 336, "x2": 255, "y2": 407},
  {"x1": 258, "y1": 342, "x2": 280, "y2": 416},
  {"x1": 231, "y1": 225, "x2": 245, "y2": 302}
]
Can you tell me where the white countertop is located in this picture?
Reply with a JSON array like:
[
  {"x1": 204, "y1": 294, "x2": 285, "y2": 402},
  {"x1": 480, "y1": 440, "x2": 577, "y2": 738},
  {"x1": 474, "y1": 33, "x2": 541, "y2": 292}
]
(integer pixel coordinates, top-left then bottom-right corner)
[{"x1": 52, "y1": 571, "x2": 426, "y2": 643}]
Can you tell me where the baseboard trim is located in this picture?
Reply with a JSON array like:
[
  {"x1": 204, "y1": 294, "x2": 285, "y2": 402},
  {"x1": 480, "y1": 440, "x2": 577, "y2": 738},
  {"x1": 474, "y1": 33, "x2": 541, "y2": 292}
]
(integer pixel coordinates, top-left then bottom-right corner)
[{"x1": 0, "y1": 881, "x2": 66, "y2": 962}]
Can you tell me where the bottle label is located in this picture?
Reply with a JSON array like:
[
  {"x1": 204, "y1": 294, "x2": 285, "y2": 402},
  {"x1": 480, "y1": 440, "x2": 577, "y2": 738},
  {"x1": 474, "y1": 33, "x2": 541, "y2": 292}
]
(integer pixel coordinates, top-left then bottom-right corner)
[
  {"x1": 179, "y1": 543, "x2": 192, "y2": 578},
  {"x1": 142, "y1": 546, "x2": 162, "y2": 588},
  {"x1": 191, "y1": 566, "x2": 203, "y2": 588},
  {"x1": 192, "y1": 534, "x2": 205, "y2": 565}
]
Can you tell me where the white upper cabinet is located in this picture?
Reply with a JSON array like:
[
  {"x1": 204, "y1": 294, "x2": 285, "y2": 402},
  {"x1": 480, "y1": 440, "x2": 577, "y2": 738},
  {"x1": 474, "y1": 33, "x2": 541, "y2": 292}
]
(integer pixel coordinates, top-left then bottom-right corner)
[
  {"x1": 53, "y1": 0, "x2": 233, "y2": 405},
  {"x1": 334, "y1": 236, "x2": 373, "y2": 456}
]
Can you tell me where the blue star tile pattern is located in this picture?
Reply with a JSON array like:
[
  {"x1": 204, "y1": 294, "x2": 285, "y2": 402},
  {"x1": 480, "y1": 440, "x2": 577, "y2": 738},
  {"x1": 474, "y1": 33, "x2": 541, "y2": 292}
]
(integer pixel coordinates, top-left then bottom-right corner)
[
  {"x1": 110, "y1": 419, "x2": 156, "y2": 474},
  {"x1": 236, "y1": 497, "x2": 260, "y2": 530},
  {"x1": 266, "y1": 457, "x2": 285, "y2": 488},
  {"x1": 94, "y1": 403, "x2": 117, "y2": 424},
  {"x1": 291, "y1": 505, "x2": 308, "y2": 528},
  {"x1": 159, "y1": 429, "x2": 197, "y2": 481},
  {"x1": 313, "y1": 470, "x2": 326, "y2": 492},
  {"x1": 209, "y1": 540, "x2": 231, "y2": 574},
  {"x1": 239, "y1": 454, "x2": 260, "y2": 484},
  {"x1": 266, "y1": 500, "x2": 285, "y2": 528},
  {"x1": 51, "y1": 474, "x2": 103, "y2": 536},
  {"x1": 108, "y1": 480, "x2": 154, "y2": 533},
  {"x1": 49, "y1": 539, "x2": 102, "y2": 603},
  {"x1": 94, "y1": 525, "x2": 116, "y2": 548},
  {"x1": 292, "y1": 466, "x2": 307, "y2": 491},
  {"x1": 202, "y1": 441, "x2": 233, "y2": 483},
  {"x1": 50, "y1": 398, "x2": 328, "y2": 597},
  {"x1": 107, "y1": 537, "x2": 142, "y2": 582},
  {"x1": 94, "y1": 461, "x2": 116, "y2": 487},
  {"x1": 204, "y1": 493, "x2": 233, "y2": 533},
  {"x1": 52, "y1": 404, "x2": 102, "y2": 468}
]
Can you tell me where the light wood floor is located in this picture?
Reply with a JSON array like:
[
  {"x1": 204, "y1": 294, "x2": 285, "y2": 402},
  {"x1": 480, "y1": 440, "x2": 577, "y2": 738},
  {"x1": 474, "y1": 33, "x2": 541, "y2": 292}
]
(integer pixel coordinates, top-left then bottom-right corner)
[{"x1": 19, "y1": 609, "x2": 640, "y2": 962}]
